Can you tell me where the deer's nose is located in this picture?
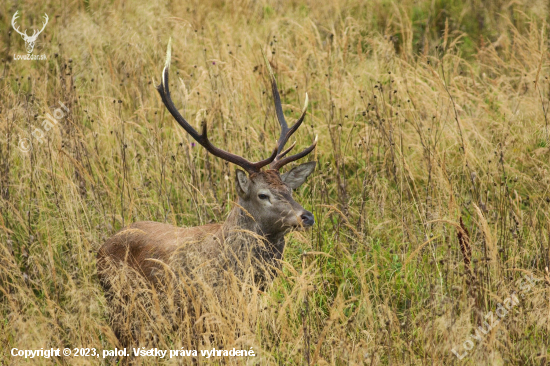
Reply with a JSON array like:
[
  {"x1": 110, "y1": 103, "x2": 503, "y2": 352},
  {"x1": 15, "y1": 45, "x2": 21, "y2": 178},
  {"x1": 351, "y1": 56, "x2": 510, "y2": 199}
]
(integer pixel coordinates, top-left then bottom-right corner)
[{"x1": 300, "y1": 211, "x2": 315, "y2": 227}]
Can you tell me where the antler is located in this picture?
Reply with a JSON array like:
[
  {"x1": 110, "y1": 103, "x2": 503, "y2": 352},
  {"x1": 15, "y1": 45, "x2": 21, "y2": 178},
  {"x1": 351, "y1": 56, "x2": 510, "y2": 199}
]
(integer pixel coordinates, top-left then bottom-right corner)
[
  {"x1": 33, "y1": 14, "x2": 49, "y2": 38},
  {"x1": 11, "y1": 12, "x2": 48, "y2": 40},
  {"x1": 156, "y1": 39, "x2": 277, "y2": 174},
  {"x1": 263, "y1": 54, "x2": 317, "y2": 171},
  {"x1": 11, "y1": 11, "x2": 27, "y2": 38}
]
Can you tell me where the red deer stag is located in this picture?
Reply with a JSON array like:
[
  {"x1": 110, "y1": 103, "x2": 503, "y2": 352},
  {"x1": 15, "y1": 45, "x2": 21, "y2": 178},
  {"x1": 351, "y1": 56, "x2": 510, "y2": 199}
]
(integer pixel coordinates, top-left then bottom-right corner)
[{"x1": 97, "y1": 41, "x2": 317, "y2": 343}]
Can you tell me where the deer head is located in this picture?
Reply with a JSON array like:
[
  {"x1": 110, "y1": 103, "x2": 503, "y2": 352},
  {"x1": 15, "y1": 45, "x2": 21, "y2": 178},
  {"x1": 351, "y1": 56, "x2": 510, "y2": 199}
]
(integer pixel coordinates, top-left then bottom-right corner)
[
  {"x1": 156, "y1": 40, "x2": 317, "y2": 236},
  {"x1": 11, "y1": 11, "x2": 49, "y2": 54}
]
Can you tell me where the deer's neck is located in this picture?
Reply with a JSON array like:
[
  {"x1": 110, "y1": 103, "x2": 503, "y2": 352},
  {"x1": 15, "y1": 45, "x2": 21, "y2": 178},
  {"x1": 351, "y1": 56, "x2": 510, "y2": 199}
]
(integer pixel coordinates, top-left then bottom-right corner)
[{"x1": 222, "y1": 206, "x2": 286, "y2": 265}]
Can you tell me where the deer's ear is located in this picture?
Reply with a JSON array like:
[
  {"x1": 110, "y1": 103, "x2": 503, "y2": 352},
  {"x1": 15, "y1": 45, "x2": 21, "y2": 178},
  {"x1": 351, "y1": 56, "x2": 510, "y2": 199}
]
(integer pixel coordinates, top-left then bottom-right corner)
[
  {"x1": 235, "y1": 169, "x2": 250, "y2": 198},
  {"x1": 281, "y1": 161, "x2": 316, "y2": 189}
]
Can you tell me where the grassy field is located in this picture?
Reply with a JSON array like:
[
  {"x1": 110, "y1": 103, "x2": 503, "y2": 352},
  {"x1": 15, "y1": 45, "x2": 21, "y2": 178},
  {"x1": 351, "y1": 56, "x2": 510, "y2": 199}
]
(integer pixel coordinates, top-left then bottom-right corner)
[{"x1": 1, "y1": 0, "x2": 550, "y2": 364}]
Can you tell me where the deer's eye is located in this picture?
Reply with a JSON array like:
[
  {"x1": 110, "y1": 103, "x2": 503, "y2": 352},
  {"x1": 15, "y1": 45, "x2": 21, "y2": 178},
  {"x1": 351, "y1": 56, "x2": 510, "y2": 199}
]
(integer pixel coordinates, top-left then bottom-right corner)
[{"x1": 258, "y1": 194, "x2": 269, "y2": 200}]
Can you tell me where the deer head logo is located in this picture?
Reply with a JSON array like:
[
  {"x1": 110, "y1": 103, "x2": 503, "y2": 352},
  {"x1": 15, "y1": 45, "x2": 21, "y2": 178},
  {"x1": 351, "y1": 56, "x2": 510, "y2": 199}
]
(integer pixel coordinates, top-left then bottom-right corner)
[{"x1": 11, "y1": 11, "x2": 49, "y2": 54}]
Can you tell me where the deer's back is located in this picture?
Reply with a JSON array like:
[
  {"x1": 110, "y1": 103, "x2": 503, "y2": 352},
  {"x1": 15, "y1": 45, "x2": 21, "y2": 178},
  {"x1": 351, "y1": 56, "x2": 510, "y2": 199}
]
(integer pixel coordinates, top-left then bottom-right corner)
[{"x1": 97, "y1": 221, "x2": 222, "y2": 284}]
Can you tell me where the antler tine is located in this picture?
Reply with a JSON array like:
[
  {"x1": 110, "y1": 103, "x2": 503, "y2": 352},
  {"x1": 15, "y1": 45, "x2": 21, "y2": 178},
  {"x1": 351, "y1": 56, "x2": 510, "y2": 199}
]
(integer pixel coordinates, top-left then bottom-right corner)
[
  {"x1": 40, "y1": 14, "x2": 49, "y2": 32},
  {"x1": 271, "y1": 135, "x2": 317, "y2": 171},
  {"x1": 267, "y1": 60, "x2": 289, "y2": 147},
  {"x1": 11, "y1": 11, "x2": 27, "y2": 37},
  {"x1": 278, "y1": 141, "x2": 296, "y2": 159},
  {"x1": 156, "y1": 39, "x2": 277, "y2": 174},
  {"x1": 263, "y1": 52, "x2": 315, "y2": 170},
  {"x1": 263, "y1": 52, "x2": 309, "y2": 153}
]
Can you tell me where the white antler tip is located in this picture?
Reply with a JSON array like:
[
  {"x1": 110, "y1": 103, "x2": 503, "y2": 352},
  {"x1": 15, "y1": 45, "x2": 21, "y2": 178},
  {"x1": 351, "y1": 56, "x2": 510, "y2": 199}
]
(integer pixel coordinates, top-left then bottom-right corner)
[
  {"x1": 161, "y1": 38, "x2": 172, "y2": 85},
  {"x1": 164, "y1": 38, "x2": 172, "y2": 69}
]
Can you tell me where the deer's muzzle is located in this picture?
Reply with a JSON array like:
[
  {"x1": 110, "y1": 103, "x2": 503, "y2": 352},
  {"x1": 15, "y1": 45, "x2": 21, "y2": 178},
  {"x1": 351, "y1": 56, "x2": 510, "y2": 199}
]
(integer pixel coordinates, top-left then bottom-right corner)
[{"x1": 300, "y1": 211, "x2": 315, "y2": 227}]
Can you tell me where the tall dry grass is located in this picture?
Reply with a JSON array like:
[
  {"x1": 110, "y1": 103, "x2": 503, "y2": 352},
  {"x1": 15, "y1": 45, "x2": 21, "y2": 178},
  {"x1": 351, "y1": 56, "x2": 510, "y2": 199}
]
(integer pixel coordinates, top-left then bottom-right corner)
[{"x1": 1, "y1": 0, "x2": 550, "y2": 364}]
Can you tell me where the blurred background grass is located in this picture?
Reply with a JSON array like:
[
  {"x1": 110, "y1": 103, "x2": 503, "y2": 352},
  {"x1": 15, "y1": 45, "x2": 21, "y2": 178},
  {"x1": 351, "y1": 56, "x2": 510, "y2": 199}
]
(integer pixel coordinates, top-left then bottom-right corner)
[{"x1": 1, "y1": 0, "x2": 550, "y2": 364}]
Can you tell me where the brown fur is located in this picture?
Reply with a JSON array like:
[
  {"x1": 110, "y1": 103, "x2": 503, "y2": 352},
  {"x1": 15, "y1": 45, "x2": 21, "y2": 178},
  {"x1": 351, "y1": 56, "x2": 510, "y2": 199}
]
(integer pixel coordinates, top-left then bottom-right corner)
[
  {"x1": 251, "y1": 169, "x2": 288, "y2": 190},
  {"x1": 97, "y1": 221, "x2": 222, "y2": 285}
]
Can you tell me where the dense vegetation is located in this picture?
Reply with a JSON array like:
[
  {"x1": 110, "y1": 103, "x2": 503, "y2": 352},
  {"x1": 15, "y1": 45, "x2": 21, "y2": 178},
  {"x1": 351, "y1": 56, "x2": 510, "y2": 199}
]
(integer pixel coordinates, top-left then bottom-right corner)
[{"x1": 1, "y1": 0, "x2": 549, "y2": 364}]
